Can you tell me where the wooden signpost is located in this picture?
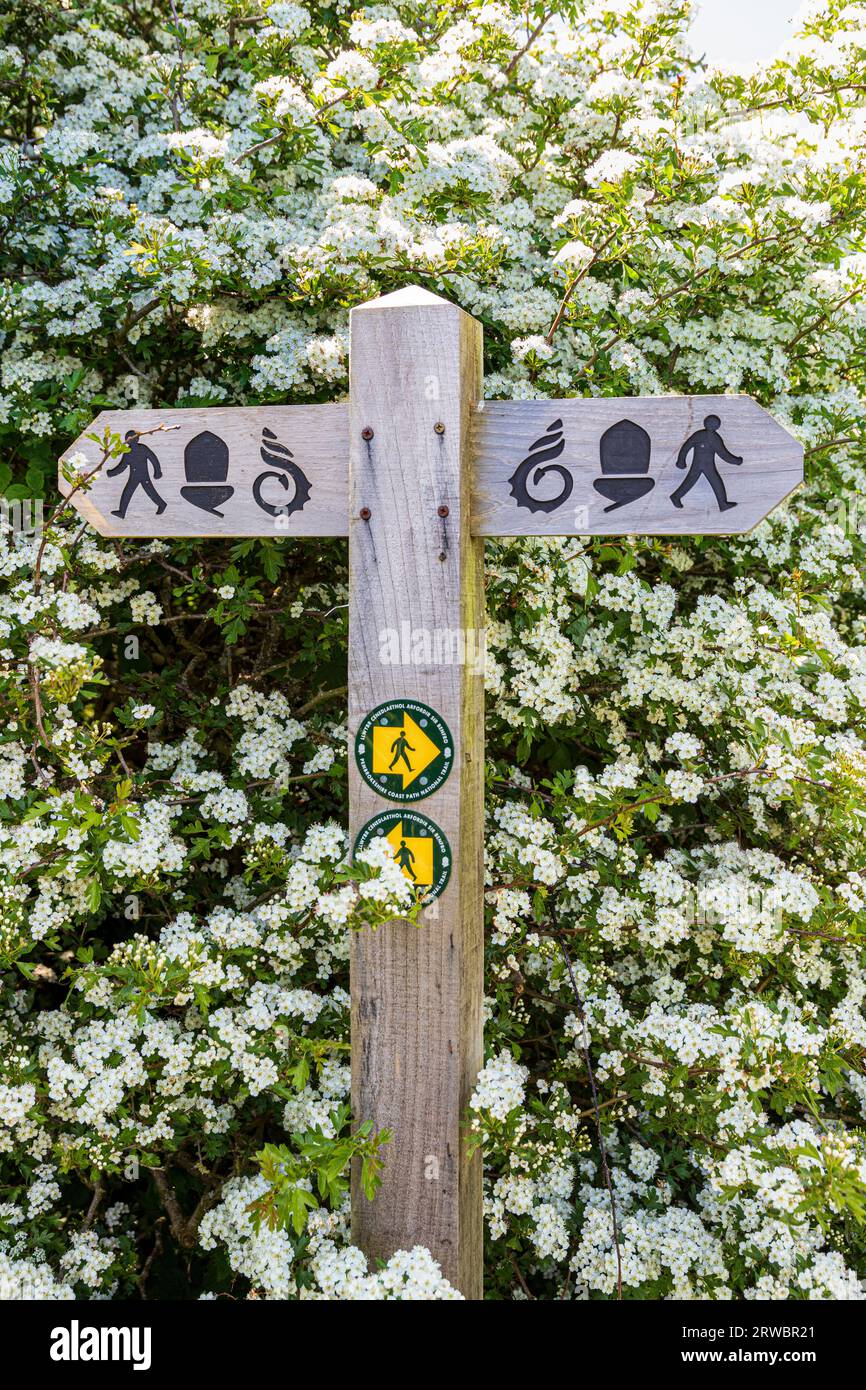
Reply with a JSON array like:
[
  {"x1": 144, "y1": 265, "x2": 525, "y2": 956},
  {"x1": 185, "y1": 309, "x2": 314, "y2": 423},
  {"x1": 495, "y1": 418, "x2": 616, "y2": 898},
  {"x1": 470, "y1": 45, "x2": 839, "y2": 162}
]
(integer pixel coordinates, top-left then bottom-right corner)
[{"x1": 60, "y1": 286, "x2": 803, "y2": 1299}]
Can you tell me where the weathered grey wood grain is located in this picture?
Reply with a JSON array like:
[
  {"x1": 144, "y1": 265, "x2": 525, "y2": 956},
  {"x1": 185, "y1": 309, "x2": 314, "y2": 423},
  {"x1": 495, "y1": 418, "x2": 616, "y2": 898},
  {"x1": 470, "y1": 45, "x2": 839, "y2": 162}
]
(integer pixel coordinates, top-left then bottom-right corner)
[
  {"x1": 348, "y1": 288, "x2": 484, "y2": 1298},
  {"x1": 59, "y1": 405, "x2": 349, "y2": 537},
  {"x1": 471, "y1": 396, "x2": 803, "y2": 536}
]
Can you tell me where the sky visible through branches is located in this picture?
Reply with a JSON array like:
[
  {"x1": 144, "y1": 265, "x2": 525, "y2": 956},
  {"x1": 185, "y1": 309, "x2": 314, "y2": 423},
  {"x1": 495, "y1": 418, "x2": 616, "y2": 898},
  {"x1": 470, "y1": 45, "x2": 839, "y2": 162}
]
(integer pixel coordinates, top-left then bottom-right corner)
[{"x1": 691, "y1": 0, "x2": 802, "y2": 65}]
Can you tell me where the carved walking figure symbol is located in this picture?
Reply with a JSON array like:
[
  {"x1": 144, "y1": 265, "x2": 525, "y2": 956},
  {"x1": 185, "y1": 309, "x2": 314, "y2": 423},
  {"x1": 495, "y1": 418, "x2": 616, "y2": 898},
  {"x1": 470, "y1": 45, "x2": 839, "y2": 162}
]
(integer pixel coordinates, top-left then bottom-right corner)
[
  {"x1": 253, "y1": 428, "x2": 312, "y2": 517},
  {"x1": 508, "y1": 418, "x2": 573, "y2": 513},
  {"x1": 394, "y1": 839, "x2": 417, "y2": 880},
  {"x1": 671, "y1": 414, "x2": 743, "y2": 512},
  {"x1": 389, "y1": 731, "x2": 415, "y2": 772},
  {"x1": 108, "y1": 432, "x2": 167, "y2": 519}
]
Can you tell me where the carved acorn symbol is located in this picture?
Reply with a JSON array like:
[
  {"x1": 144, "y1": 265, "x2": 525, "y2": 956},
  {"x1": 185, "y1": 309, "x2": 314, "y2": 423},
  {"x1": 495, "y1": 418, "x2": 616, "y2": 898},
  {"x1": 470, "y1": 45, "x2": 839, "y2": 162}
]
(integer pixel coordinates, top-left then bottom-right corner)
[
  {"x1": 593, "y1": 420, "x2": 655, "y2": 513},
  {"x1": 180, "y1": 431, "x2": 235, "y2": 516}
]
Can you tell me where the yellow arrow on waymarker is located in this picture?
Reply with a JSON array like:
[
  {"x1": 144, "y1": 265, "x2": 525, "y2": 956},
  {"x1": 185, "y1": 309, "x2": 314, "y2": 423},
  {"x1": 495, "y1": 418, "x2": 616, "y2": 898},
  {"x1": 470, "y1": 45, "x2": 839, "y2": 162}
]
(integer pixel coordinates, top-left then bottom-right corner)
[
  {"x1": 371, "y1": 711, "x2": 440, "y2": 789},
  {"x1": 385, "y1": 821, "x2": 434, "y2": 887}
]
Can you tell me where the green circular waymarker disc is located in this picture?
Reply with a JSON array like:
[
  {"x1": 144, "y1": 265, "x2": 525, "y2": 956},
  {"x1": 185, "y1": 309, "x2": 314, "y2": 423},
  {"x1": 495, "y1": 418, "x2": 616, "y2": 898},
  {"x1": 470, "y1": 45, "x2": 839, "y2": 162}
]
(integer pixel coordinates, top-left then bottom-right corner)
[
  {"x1": 354, "y1": 698, "x2": 454, "y2": 803},
  {"x1": 353, "y1": 809, "x2": 452, "y2": 905}
]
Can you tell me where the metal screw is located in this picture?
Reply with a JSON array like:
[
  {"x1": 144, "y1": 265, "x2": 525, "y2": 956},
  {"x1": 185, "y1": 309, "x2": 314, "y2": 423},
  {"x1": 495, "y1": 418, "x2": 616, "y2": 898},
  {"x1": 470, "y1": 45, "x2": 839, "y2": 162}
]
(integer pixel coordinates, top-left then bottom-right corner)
[
  {"x1": 433, "y1": 422, "x2": 445, "y2": 434},
  {"x1": 360, "y1": 507, "x2": 372, "y2": 521},
  {"x1": 361, "y1": 427, "x2": 374, "y2": 441},
  {"x1": 438, "y1": 505, "x2": 449, "y2": 518}
]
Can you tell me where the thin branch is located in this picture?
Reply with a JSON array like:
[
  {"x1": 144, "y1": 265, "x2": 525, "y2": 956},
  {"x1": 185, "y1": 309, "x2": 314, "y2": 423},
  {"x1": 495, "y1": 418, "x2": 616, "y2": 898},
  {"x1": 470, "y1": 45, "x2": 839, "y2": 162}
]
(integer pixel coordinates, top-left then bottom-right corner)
[
  {"x1": 138, "y1": 1216, "x2": 166, "y2": 1299},
  {"x1": 150, "y1": 1168, "x2": 187, "y2": 1245},
  {"x1": 573, "y1": 763, "x2": 772, "y2": 841},
  {"x1": 785, "y1": 285, "x2": 862, "y2": 352},
  {"x1": 804, "y1": 436, "x2": 861, "y2": 458},
  {"x1": 505, "y1": 11, "x2": 551, "y2": 78},
  {"x1": 27, "y1": 425, "x2": 178, "y2": 754},
  {"x1": 34, "y1": 423, "x2": 178, "y2": 595},
  {"x1": 296, "y1": 685, "x2": 348, "y2": 715},
  {"x1": 82, "y1": 1176, "x2": 105, "y2": 1230},
  {"x1": 510, "y1": 1251, "x2": 536, "y2": 1299},
  {"x1": 546, "y1": 228, "x2": 619, "y2": 345},
  {"x1": 232, "y1": 128, "x2": 287, "y2": 164},
  {"x1": 167, "y1": 0, "x2": 186, "y2": 133},
  {"x1": 233, "y1": 90, "x2": 351, "y2": 164},
  {"x1": 227, "y1": 13, "x2": 265, "y2": 47},
  {"x1": 115, "y1": 295, "x2": 162, "y2": 343},
  {"x1": 28, "y1": 660, "x2": 52, "y2": 750},
  {"x1": 741, "y1": 82, "x2": 866, "y2": 115},
  {"x1": 575, "y1": 215, "x2": 845, "y2": 368}
]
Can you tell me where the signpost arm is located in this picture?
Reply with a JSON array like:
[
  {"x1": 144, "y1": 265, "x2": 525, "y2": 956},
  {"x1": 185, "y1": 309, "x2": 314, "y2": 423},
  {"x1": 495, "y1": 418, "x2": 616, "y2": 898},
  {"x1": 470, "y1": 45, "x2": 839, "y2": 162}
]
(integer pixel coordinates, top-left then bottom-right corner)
[{"x1": 348, "y1": 287, "x2": 485, "y2": 1298}]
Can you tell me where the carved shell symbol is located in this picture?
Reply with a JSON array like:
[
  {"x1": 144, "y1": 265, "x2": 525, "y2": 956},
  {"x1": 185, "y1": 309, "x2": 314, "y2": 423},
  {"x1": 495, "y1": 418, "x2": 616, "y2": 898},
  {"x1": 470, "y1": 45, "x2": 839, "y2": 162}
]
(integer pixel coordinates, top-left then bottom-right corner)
[
  {"x1": 508, "y1": 419, "x2": 572, "y2": 514},
  {"x1": 253, "y1": 428, "x2": 312, "y2": 516}
]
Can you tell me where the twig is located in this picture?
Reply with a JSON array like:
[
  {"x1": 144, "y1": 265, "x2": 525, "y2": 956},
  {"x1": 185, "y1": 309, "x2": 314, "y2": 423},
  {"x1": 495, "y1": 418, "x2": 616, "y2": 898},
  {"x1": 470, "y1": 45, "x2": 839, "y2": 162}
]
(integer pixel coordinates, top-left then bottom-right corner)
[
  {"x1": 233, "y1": 90, "x2": 350, "y2": 164},
  {"x1": 34, "y1": 423, "x2": 178, "y2": 594},
  {"x1": 804, "y1": 437, "x2": 861, "y2": 458},
  {"x1": 510, "y1": 1251, "x2": 536, "y2": 1299},
  {"x1": 786, "y1": 285, "x2": 862, "y2": 352},
  {"x1": 505, "y1": 11, "x2": 551, "y2": 78},
  {"x1": 575, "y1": 216, "x2": 840, "y2": 369},
  {"x1": 27, "y1": 425, "x2": 177, "y2": 754},
  {"x1": 232, "y1": 128, "x2": 287, "y2": 163},
  {"x1": 114, "y1": 295, "x2": 162, "y2": 348},
  {"x1": 150, "y1": 1168, "x2": 187, "y2": 1244},
  {"x1": 741, "y1": 81, "x2": 866, "y2": 116},
  {"x1": 28, "y1": 660, "x2": 52, "y2": 750},
  {"x1": 82, "y1": 1176, "x2": 105, "y2": 1230},
  {"x1": 138, "y1": 1216, "x2": 166, "y2": 1299},
  {"x1": 546, "y1": 228, "x2": 619, "y2": 345},
  {"x1": 167, "y1": 0, "x2": 186, "y2": 132},
  {"x1": 574, "y1": 763, "x2": 773, "y2": 840},
  {"x1": 297, "y1": 685, "x2": 348, "y2": 715}
]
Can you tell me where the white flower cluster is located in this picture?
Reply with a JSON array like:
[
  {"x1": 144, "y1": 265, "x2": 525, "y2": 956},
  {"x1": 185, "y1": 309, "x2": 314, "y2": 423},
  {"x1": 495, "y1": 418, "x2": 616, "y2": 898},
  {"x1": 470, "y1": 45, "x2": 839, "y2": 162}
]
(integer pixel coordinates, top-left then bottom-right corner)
[
  {"x1": 470, "y1": 1050, "x2": 528, "y2": 1122},
  {"x1": 199, "y1": 1177, "x2": 462, "y2": 1299}
]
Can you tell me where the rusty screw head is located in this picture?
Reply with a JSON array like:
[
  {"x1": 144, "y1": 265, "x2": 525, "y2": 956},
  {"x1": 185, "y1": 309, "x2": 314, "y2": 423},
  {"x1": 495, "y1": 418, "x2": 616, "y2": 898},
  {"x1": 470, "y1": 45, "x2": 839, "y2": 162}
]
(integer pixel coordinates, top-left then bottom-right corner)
[
  {"x1": 433, "y1": 421, "x2": 446, "y2": 434},
  {"x1": 360, "y1": 506, "x2": 372, "y2": 521},
  {"x1": 437, "y1": 505, "x2": 449, "y2": 518},
  {"x1": 361, "y1": 427, "x2": 374, "y2": 441}
]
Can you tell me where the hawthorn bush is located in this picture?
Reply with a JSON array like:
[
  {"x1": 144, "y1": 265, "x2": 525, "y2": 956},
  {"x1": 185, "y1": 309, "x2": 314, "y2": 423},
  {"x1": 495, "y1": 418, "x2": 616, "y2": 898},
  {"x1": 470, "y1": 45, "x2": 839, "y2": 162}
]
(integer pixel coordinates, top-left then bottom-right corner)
[{"x1": 2, "y1": 0, "x2": 866, "y2": 1299}]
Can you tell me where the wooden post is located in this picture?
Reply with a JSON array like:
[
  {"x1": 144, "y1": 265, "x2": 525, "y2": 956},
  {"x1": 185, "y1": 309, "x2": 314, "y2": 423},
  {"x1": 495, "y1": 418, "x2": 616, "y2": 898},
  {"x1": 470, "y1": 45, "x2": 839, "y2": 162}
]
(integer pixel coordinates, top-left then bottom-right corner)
[{"x1": 348, "y1": 287, "x2": 485, "y2": 1298}]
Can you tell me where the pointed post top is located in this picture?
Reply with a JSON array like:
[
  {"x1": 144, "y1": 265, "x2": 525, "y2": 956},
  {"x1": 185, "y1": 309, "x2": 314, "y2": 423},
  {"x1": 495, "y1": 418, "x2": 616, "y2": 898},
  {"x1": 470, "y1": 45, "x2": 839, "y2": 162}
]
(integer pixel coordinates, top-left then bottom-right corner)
[{"x1": 351, "y1": 284, "x2": 460, "y2": 313}]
